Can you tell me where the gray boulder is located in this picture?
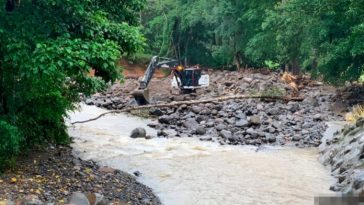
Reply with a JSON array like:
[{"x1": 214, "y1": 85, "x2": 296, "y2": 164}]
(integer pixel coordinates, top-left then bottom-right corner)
[
  {"x1": 220, "y1": 130, "x2": 232, "y2": 139},
  {"x1": 195, "y1": 126, "x2": 206, "y2": 135},
  {"x1": 68, "y1": 192, "x2": 90, "y2": 205},
  {"x1": 235, "y1": 119, "x2": 249, "y2": 127},
  {"x1": 130, "y1": 128, "x2": 146, "y2": 139}
]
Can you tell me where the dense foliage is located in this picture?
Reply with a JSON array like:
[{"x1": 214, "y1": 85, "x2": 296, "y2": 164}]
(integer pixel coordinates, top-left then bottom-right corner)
[
  {"x1": 142, "y1": 0, "x2": 364, "y2": 82},
  {"x1": 0, "y1": 0, "x2": 145, "y2": 169},
  {"x1": 1, "y1": 0, "x2": 363, "y2": 170}
]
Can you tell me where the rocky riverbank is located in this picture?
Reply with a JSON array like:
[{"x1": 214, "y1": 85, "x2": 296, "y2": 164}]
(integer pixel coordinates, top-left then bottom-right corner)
[
  {"x1": 86, "y1": 70, "x2": 343, "y2": 147},
  {"x1": 320, "y1": 119, "x2": 364, "y2": 194},
  {"x1": 0, "y1": 146, "x2": 160, "y2": 205}
]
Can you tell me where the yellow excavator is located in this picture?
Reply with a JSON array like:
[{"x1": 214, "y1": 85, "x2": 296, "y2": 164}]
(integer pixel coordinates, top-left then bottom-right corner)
[{"x1": 132, "y1": 56, "x2": 209, "y2": 105}]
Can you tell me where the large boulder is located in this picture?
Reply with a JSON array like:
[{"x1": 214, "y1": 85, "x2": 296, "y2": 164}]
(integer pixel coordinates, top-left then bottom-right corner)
[
  {"x1": 68, "y1": 192, "x2": 90, "y2": 205},
  {"x1": 195, "y1": 126, "x2": 206, "y2": 135},
  {"x1": 220, "y1": 130, "x2": 232, "y2": 139},
  {"x1": 183, "y1": 118, "x2": 199, "y2": 129},
  {"x1": 130, "y1": 128, "x2": 147, "y2": 139}
]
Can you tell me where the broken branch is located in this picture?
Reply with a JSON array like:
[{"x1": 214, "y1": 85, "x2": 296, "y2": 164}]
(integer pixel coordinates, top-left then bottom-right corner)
[{"x1": 71, "y1": 94, "x2": 303, "y2": 125}]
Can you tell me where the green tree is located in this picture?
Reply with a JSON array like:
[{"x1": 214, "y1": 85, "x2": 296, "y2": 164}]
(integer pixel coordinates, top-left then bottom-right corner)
[{"x1": 0, "y1": 0, "x2": 145, "y2": 169}]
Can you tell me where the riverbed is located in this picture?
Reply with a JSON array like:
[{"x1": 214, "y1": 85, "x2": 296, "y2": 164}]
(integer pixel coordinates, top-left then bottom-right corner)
[{"x1": 68, "y1": 104, "x2": 335, "y2": 205}]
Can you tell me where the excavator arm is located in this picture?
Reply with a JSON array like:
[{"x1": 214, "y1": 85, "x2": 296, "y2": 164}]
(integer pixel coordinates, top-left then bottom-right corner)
[
  {"x1": 139, "y1": 56, "x2": 178, "y2": 89},
  {"x1": 132, "y1": 56, "x2": 179, "y2": 105}
]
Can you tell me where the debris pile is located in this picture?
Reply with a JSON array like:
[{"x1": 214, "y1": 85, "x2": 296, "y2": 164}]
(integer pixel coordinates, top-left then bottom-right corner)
[
  {"x1": 148, "y1": 98, "x2": 339, "y2": 147},
  {"x1": 86, "y1": 70, "x2": 343, "y2": 147}
]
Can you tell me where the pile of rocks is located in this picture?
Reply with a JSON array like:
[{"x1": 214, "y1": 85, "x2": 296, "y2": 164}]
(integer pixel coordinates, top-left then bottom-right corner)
[
  {"x1": 320, "y1": 119, "x2": 364, "y2": 194},
  {"x1": 149, "y1": 97, "x2": 340, "y2": 147},
  {"x1": 0, "y1": 146, "x2": 160, "y2": 205},
  {"x1": 85, "y1": 70, "x2": 298, "y2": 110},
  {"x1": 0, "y1": 192, "x2": 109, "y2": 205},
  {"x1": 87, "y1": 70, "x2": 344, "y2": 147}
]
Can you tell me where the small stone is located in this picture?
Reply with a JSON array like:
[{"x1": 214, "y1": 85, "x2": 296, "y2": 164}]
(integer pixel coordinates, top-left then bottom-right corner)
[
  {"x1": 163, "y1": 129, "x2": 178, "y2": 137},
  {"x1": 225, "y1": 118, "x2": 236, "y2": 124},
  {"x1": 235, "y1": 113, "x2": 246, "y2": 119},
  {"x1": 235, "y1": 119, "x2": 249, "y2": 127},
  {"x1": 216, "y1": 124, "x2": 226, "y2": 131},
  {"x1": 220, "y1": 130, "x2": 232, "y2": 139},
  {"x1": 249, "y1": 116, "x2": 261, "y2": 125},
  {"x1": 158, "y1": 115, "x2": 177, "y2": 124},
  {"x1": 243, "y1": 77, "x2": 253, "y2": 83},
  {"x1": 98, "y1": 167, "x2": 115, "y2": 174},
  {"x1": 149, "y1": 108, "x2": 163, "y2": 116},
  {"x1": 246, "y1": 128, "x2": 258, "y2": 137},
  {"x1": 85, "y1": 99, "x2": 94, "y2": 105},
  {"x1": 195, "y1": 127, "x2": 206, "y2": 135},
  {"x1": 267, "y1": 135, "x2": 276, "y2": 143},
  {"x1": 313, "y1": 114, "x2": 322, "y2": 121},
  {"x1": 288, "y1": 103, "x2": 300, "y2": 112},
  {"x1": 211, "y1": 109, "x2": 218, "y2": 115},
  {"x1": 292, "y1": 135, "x2": 302, "y2": 141},
  {"x1": 147, "y1": 123, "x2": 158, "y2": 128},
  {"x1": 206, "y1": 121, "x2": 215, "y2": 127},
  {"x1": 272, "y1": 122, "x2": 281, "y2": 129},
  {"x1": 268, "y1": 127, "x2": 276, "y2": 133},
  {"x1": 133, "y1": 171, "x2": 141, "y2": 177},
  {"x1": 200, "y1": 136, "x2": 212, "y2": 141},
  {"x1": 200, "y1": 109, "x2": 212, "y2": 115},
  {"x1": 191, "y1": 106, "x2": 202, "y2": 114},
  {"x1": 256, "y1": 104, "x2": 264, "y2": 111},
  {"x1": 86, "y1": 193, "x2": 104, "y2": 205}
]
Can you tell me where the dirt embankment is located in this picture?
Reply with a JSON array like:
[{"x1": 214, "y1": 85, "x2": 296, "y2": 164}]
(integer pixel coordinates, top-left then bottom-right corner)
[{"x1": 121, "y1": 59, "x2": 167, "y2": 79}]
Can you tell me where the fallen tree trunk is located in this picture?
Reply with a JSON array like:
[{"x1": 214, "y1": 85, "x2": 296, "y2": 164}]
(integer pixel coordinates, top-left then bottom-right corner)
[{"x1": 71, "y1": 94, "x2": 303, "y2": 125}]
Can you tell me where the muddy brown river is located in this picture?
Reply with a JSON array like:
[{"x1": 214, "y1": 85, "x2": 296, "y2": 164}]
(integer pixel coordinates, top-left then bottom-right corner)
[{"x1": 68, "y1": 104, "x2": 335, "y2": 205}]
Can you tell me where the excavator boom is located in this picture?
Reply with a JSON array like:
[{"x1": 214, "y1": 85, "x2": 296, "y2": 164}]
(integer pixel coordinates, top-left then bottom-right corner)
[{"x1": 132, "y1": 56, "x2": 179, "y2": 105}]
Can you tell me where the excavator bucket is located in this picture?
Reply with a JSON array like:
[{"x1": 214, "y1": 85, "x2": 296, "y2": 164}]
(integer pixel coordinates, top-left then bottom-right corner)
[{"x1": 132, "y1": 89, "x2": 150, "y2": 105}]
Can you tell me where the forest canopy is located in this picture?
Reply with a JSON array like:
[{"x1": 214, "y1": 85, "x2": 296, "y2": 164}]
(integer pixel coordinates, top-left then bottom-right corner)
[{"x1": 141, "y1": 0, "x2": 364, "y2": 83}]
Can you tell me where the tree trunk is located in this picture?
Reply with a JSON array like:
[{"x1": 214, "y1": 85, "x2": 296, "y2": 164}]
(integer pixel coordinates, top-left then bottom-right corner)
[
  {"x1": 235, "y1": 52, "x2": 242, "y2": 70},
  {"x1": 290, "y1": 59, "x2": 300, "y2": 75}
]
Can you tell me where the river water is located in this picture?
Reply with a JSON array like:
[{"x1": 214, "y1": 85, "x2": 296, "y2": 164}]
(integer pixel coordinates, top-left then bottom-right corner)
[{"x1": 68, "y1": 104, "x2": 335, "y2": 205}]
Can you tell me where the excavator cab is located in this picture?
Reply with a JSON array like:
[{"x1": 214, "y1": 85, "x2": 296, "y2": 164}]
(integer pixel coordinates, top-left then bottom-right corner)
[{"x1": 132, "y1": 56, "x2": 209, "y2": 105}]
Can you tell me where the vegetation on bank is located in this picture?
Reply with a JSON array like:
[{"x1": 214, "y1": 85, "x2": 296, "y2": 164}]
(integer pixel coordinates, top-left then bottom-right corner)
[
  {"x1": 0, "y1": 0, "x2": 363, "y2": 170},
  {"x1": 0, "y1": 0, "x2": 145, "y2": 170}
]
